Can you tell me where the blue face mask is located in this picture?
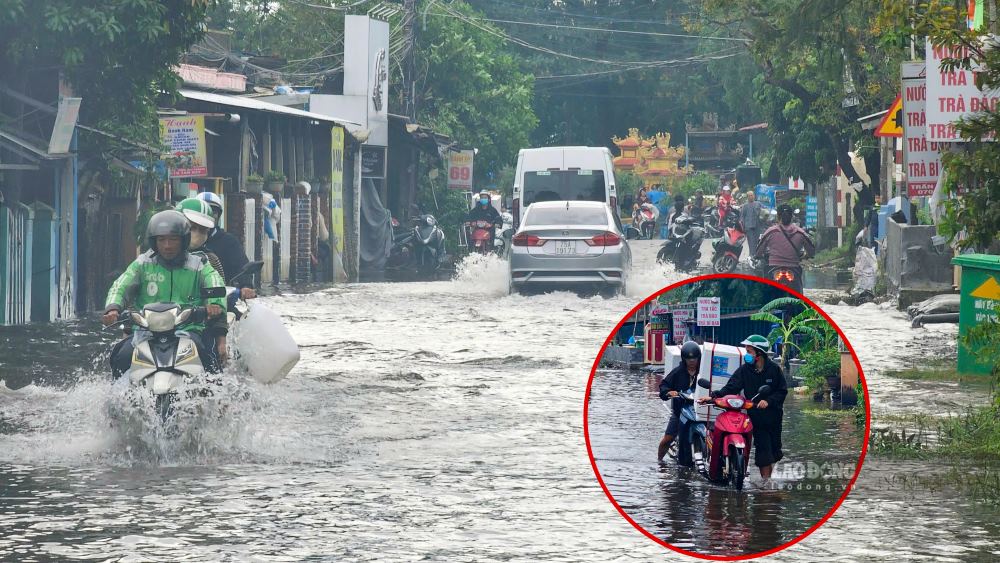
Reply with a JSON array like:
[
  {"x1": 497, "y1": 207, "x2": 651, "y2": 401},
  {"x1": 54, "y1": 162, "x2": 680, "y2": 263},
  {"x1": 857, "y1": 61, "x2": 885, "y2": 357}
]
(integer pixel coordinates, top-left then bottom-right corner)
[
  {"x1": 744, "y1": 353, "x2": 755, "y2": 364},
  {"x1": 480, "y1": 198, "x2": 489, "y2": 205}
]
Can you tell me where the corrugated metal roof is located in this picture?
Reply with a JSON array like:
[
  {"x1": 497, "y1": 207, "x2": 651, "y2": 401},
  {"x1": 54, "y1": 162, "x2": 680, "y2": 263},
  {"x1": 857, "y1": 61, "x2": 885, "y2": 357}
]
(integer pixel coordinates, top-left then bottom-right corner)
[{"x1": 178, "y1": 89, "x2": 362, "y2": 135}]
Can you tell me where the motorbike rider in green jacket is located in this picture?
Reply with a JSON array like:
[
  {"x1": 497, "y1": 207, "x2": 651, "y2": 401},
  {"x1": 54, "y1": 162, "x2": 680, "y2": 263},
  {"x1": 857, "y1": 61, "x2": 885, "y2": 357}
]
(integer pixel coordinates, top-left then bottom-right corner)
[{"x1": 102, "y1": 209, "x2": 227, "y2": 376}]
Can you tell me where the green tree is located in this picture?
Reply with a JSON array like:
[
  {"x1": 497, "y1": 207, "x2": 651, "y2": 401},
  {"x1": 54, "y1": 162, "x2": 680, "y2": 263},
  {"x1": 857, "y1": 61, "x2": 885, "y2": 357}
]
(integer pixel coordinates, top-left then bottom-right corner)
[
  {"x1": 750, "y1": 296, "x2": 824, "y2": 363},
  {"x1": 0, "y1": 0, "x2": 213, "y2": 176}
]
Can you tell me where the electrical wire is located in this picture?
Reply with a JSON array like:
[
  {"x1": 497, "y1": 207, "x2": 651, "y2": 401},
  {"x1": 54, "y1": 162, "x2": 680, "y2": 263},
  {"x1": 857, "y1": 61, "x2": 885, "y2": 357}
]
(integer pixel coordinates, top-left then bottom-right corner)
[{"x1": 461, "y1": 16, "x2": 746, "y2": 42}]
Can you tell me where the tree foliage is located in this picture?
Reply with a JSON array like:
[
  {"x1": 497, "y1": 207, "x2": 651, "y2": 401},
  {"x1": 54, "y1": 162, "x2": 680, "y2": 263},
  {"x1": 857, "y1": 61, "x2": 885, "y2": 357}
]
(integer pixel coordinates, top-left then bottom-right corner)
[{"x1": 0, "y1": 0, "x2": 213, "y2": 162}]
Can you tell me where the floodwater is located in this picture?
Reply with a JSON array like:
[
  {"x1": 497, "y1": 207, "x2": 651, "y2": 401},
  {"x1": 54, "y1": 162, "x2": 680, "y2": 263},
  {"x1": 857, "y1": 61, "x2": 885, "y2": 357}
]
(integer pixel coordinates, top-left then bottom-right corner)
[
  {"x1": 1, "y1": 240, "x2": 998, "y2": 561},
  {"x1": 587, "y1": 369, "x2": 862, "y2": 557}
]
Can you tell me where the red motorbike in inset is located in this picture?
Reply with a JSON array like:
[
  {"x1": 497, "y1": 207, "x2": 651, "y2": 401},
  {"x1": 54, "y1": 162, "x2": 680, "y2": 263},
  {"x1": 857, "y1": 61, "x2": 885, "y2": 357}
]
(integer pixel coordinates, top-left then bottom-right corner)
[
  {"x1": 711, "y1": 216, "x2": 746, "y2": 274},
  {"x1": 694, "y1": 378, "x2": 772, "y2": 491},
  {"x1": 466, "y1": 220, "x2": 495, "y2": 255}
]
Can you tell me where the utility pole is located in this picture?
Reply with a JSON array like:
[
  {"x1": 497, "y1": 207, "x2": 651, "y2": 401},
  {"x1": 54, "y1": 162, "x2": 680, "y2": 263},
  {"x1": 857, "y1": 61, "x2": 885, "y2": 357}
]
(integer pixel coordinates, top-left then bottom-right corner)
[{"x1": 402, "y1": 0, "x2": 418, "y2": 120}]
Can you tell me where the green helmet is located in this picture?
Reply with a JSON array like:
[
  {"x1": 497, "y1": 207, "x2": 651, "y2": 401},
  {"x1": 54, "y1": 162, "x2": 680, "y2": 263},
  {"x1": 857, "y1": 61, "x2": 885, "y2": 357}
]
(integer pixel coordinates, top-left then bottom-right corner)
[
  {"x1": 146, "y1": 210, "x2": 191, "y2": 251},
  {"x1": 740, "y1": 334, "x2": 770, "y2": 356},
  {"x1": 176, "y1": 197, "x2": 216, "y2": 229}
]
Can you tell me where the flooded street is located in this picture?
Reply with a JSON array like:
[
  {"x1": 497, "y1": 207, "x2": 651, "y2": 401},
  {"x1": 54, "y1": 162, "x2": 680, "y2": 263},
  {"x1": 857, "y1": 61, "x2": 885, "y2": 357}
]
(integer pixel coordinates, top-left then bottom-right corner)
[
  {"x1": 587, "y1": 369, "x2": 862, "y2": 557},
  {"x1": 1, "y1": 241, "x2": 998, "y2": 561}
]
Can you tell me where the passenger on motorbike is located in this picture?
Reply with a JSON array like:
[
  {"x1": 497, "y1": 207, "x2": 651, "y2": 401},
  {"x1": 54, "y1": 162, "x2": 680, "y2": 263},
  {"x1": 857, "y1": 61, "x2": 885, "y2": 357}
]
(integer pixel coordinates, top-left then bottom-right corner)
[
  {"x1": 177, "y1": 197, "x2": 231, "y2": 364},
  {"x1": 667, "y1": 195, "x2": 686, "y2": 230},
  {"x1": 195, "y1": 192, "x2": 256, "y2": 300},
  {"x1": 687, "y1": 190, "x2": 706, "y2": 220},
  {"x1": 102, "y1": 210, "x2": 227, "y2": 377},
  {"x1": 658, "y1": 341, "x2": 702, "y2": 462},
  {"x1": 717, "y1": 185, "x2": 734, "y2": 228},
  {"x1": 465, "y1": 192, "x2": 501, "y2": 250},
  {"x1": 700, "y1": 334, "x2": 788, "y2": 479},
  {"x1": 754, "y1": 203, "x2": 815, "y2": 285}
]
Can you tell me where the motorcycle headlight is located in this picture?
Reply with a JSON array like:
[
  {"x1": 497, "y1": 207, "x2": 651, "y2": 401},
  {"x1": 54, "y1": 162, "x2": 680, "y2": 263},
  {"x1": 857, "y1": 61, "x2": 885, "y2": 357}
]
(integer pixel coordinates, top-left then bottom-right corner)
[
  {"x1": 425, "y1": 216, "x2": 436, "y2": 226},
  {"x1": 727, "y1": 398, "x2": 746, "y2": 409}
]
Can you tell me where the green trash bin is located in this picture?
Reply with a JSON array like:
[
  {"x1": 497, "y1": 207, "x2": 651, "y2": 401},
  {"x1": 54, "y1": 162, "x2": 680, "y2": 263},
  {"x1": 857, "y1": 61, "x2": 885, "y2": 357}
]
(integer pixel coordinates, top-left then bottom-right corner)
[{"x1": 952, "y1": 254, "x2": 1000, "y2": 375}]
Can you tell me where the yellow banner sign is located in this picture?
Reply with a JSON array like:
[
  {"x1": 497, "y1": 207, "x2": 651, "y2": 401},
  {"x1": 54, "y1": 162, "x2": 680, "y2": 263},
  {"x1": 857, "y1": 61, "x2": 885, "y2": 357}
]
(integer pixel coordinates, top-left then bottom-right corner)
[{"x1": 330, "y1": 126, "x2": 345, "y2": 254}]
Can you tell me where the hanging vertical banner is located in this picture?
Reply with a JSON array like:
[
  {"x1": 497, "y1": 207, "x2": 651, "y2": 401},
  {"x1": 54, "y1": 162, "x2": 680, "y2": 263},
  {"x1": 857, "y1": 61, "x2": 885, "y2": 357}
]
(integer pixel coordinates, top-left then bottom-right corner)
[
  {"x1": 48, "y1": 97, "x2": 81, "y2": 154},
  {"x1": 447, "y1": 149, "x2": 475, "y2": 190},
  {"x1": 925, "y1": 38, "x2": 1000, "y2": 142},
  {"x1": 902, "y1": 62, "x2": 942, "y2": 197},
  {"x1": 330, "y1": 126, "x2": 345, "y2": 254},
  {"x1": 159, "y1": 115, "x2": 208, "y2": 177},
  {"x1": 671, "y1": 307, "x2": 694, "y2": 344},
  {"x1": 805, "y1": 196, "x2": 818, "y2": 228}
]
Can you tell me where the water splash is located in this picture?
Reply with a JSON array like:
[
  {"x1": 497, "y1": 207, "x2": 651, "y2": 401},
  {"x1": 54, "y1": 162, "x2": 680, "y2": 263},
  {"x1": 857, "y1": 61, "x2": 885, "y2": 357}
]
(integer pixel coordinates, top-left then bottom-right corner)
[{"x1": 451, "y1": 253, "x2": 511, "y2": 296}]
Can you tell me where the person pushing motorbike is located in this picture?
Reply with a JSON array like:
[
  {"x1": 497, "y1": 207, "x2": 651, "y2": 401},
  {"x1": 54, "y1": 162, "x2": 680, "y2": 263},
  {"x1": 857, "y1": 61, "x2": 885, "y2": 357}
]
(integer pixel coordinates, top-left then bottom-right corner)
[
  {"x1": 700, "y1": 334, "x2": 788, "y2": 480},
  {"x1": 465, "y1": 192, "x2": 501, "y2": 250},
  {"x1": 754, "y1": 203, "x2": 815, "y2": 293},
  {"x1": 102, "y1": 210, "x2": 227, "y2": 376},
  {"x1": 658, "y1": 341, "x2": 702, "y2": 462}
]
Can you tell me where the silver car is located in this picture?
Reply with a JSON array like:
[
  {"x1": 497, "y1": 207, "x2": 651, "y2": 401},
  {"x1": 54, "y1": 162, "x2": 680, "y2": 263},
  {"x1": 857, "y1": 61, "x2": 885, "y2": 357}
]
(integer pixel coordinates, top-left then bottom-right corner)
[{"x1": 509, "y1": 201, "x2": 634, "y2": 295}]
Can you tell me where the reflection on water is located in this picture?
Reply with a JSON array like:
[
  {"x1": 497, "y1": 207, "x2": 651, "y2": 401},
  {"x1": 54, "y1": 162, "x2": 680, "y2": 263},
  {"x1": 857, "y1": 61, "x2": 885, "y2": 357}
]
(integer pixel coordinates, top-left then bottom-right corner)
[{"x1": 588, "y1": 368, "x2": 862, "y2": 557}]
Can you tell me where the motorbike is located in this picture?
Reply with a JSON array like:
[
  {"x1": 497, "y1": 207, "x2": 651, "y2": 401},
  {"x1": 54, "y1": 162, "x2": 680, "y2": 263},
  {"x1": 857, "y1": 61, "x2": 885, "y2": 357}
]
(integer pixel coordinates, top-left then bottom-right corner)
[
  {"x1": 106, "y1": 302, "x2": 215, "y2": 422},
  {"x1": 494, "y1": 212, "x2": 513, "y2": 257},
  {"x1": 466, "y1": 220, "x2": 496, "y2": 255},
  {"x1": 632, "y1": 203, "x2": 658, "y2": 240},
  {"x1": 657, "y1": 213, "x2": 704, "y2": 271},
  {"x1": 676, "y1": 379, "x2": 772, "y2": 491},
  {"x1": 389, "y1": 213, "x2": 447, "y2": 273},
  {"x1": 711, "y1": 215, "x2": 746, "y2": 274}
]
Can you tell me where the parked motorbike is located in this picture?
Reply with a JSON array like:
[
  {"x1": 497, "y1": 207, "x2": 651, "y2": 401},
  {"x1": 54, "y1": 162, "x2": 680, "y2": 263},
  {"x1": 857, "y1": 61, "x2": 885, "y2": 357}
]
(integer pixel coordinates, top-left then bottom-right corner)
[
  {"x1": 676, "y1": 379, "x2": 772, "y2": 491},
  {"x1": 711, "y1": 216, "x2": 746, "y2": 274},
  {"x1": 494, "y1": 212, "x2": 513, "y2": 257},
  {"x1": 106, "y1": 303, "x2": 214, "y2": 422},
  {"x1": 389, "y1": 213, "x2": 447, "y2": 273},
  {"x1": 657, "y1": 213, "x2": 704, "y2": 271}
]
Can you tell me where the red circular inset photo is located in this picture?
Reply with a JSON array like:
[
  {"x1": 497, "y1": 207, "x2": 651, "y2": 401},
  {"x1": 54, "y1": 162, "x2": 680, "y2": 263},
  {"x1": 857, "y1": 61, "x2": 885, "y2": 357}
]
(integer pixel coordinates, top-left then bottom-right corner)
[{"x1": 584, "y1": 274, "x2": 870, "y2": 560}]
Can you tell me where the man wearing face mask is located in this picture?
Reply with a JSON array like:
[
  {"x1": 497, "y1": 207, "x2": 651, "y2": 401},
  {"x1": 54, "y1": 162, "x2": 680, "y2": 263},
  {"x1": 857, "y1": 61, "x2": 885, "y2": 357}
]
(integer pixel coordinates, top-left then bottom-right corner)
[
  {"x1": 701, "y1": 334, "x2": 788, "y2": 479},
  {"x1": 465, "y1": 192, "x2": 501, "y2": 251},
  {"x1": 658, "y1": 341, "x2": 702, "y2": 463},
  {"x1": 755, "y1": 203, "x2": 815, "y2": 293}
]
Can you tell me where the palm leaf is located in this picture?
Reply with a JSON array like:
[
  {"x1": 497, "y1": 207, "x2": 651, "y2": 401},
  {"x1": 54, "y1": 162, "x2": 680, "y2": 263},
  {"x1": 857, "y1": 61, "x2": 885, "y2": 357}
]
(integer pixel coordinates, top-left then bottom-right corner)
[{"x1": 759, "y1": 296, "x2": 805, "y2": 313}]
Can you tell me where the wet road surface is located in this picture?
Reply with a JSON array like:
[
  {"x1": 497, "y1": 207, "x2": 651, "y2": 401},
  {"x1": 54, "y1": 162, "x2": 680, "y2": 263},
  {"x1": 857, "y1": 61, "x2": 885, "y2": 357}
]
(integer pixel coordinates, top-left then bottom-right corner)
[{"x1": 1, "y1": 241, "x2": 998, "y2": 561}]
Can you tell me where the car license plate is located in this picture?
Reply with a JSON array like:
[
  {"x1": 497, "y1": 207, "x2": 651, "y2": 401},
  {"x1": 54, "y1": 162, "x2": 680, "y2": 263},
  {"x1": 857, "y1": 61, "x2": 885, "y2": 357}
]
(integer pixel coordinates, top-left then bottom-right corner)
[{"x1": 555, "y1": 240, "x2": 576, "y2": 255}]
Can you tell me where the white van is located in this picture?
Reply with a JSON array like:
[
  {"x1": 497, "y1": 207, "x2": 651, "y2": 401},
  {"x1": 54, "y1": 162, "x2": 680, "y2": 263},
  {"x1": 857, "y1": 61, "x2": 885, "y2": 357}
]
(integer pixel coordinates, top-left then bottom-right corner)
[{"x1": 511, "y1": 146, "x2": 618, "y2": 228}]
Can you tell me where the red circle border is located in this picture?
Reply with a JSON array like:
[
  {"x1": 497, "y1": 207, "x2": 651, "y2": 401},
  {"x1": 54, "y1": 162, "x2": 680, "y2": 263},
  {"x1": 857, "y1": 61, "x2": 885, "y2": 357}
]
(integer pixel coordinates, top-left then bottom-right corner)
[{"x1": 582, "y1": 273, "x2": 872, "y2": 560}]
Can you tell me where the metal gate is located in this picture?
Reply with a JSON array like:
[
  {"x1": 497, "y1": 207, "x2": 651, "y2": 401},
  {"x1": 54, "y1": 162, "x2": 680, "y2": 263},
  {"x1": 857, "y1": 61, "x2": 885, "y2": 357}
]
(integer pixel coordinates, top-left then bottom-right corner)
[{"x1": 1, "y1": 203, "x2": 33, "y2": 325}]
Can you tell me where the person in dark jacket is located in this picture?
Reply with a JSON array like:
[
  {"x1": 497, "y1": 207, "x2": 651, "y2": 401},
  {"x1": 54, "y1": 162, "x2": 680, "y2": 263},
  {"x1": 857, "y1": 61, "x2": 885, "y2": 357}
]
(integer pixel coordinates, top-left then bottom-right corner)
[
  {"x1": 465, "y1": 192, "x2": 501, "y2": 250},
  {"x1": 702, "y1": 334, "x2": 788, "y2": 479},
  {"x1": 657, "y1": 341, "x2": 702, "y2": 461},
  {"x1": 196, "y1": 192, "x2": 256, "y2": 299}
]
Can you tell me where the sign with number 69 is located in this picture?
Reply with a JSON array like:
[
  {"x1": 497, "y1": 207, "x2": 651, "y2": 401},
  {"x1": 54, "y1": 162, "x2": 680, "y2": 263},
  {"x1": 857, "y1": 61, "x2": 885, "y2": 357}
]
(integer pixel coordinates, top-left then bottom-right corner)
[{"x1": 447, "y1": 149, "x2": 475, "y2": 190}]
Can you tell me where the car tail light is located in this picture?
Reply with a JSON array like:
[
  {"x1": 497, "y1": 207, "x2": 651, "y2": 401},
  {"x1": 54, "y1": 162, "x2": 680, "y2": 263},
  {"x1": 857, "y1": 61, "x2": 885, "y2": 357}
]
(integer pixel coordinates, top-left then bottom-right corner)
[
  {"x1": 512, "y1": 232, "x2": 545, "y2": 246},
  {"x1": 585, "y1": 231, "x2": 621, "y2": 246}
]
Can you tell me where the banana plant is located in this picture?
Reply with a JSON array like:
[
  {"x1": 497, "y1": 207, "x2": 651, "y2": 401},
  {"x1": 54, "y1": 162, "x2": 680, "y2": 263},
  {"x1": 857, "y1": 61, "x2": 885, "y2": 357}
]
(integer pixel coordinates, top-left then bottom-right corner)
[{"x1": 750, "y1": 296, "x2": 825, "y2": 365}]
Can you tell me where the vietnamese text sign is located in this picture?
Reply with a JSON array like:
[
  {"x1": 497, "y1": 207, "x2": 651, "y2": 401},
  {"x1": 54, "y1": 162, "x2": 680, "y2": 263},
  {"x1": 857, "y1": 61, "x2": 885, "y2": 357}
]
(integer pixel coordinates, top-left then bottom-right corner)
[
  {"x1": 330, "y1": 126, "x2": 345, "y2": 253},
  {"x1": 159, "y1": 116, "x2": 208, "y2": 177},
  {"x1": 696, "y1": 297, "x2": 721, "y2": 327},
  {"x1": 361, "y1": 146, "x2": 387, "y2": 179},
  {"x1": 671, "y1": 308, "x2": 694, "y2": 343},
  {"x1": 805, "y1": 196, "x2": 818, "y2": 228},
  {"x1": 48, "y1": 97, "x2": 81, "y2": 154},
  {"x1": 447, "y1": 149, "x2": 475, "y2": 190},
  {"x1": 902, "y1": 64, "x2": 942, "y2": 197},
  {"x1": 926, "y1": 38, "x2": 1000, "y2": 142}
]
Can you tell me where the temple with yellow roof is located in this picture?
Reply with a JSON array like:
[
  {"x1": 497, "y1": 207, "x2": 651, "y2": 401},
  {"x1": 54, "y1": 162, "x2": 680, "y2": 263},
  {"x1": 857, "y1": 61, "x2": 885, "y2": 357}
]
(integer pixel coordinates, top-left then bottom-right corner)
[{"x1": 612, "y1": 128, "x2": 693, "y2": 189}]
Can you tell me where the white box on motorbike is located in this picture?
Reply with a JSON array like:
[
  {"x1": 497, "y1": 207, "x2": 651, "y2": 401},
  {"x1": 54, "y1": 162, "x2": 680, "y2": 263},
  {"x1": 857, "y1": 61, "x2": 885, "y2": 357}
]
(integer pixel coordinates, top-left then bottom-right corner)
[{"x1": 665, "y1": 342, "x2": 742, "y2": 423}]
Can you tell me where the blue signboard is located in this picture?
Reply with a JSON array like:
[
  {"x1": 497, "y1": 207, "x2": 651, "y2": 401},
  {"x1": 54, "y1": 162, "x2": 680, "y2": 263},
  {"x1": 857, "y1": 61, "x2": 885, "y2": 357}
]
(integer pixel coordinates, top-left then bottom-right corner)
[
  {"x1": 805, "y1": 196, "x2": 818, "y2": 228},
  {"x1": 754, "y1": 184, "x2": 788, "y2": 209}
]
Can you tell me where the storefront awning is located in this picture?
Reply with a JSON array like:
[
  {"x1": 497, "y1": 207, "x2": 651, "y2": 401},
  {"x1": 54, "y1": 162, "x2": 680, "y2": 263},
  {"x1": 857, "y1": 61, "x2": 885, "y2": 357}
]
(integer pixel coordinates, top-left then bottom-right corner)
[
  {"x1": 388, "y1": 114, "x2": 453, "y2": 164},
  {"x1": 178, "y1": 89, "x2": 362, "y2": 139}
]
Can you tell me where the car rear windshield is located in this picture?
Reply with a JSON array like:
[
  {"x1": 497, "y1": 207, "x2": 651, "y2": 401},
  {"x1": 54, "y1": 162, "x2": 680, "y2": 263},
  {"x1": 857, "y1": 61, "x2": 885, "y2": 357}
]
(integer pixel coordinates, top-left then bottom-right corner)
[
  {"x1": 524, "y1": 206, "x2": 608, "y2": 226},
  {"x1": 522, "y1": 170, "x2": 606, "y2": 206}
]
